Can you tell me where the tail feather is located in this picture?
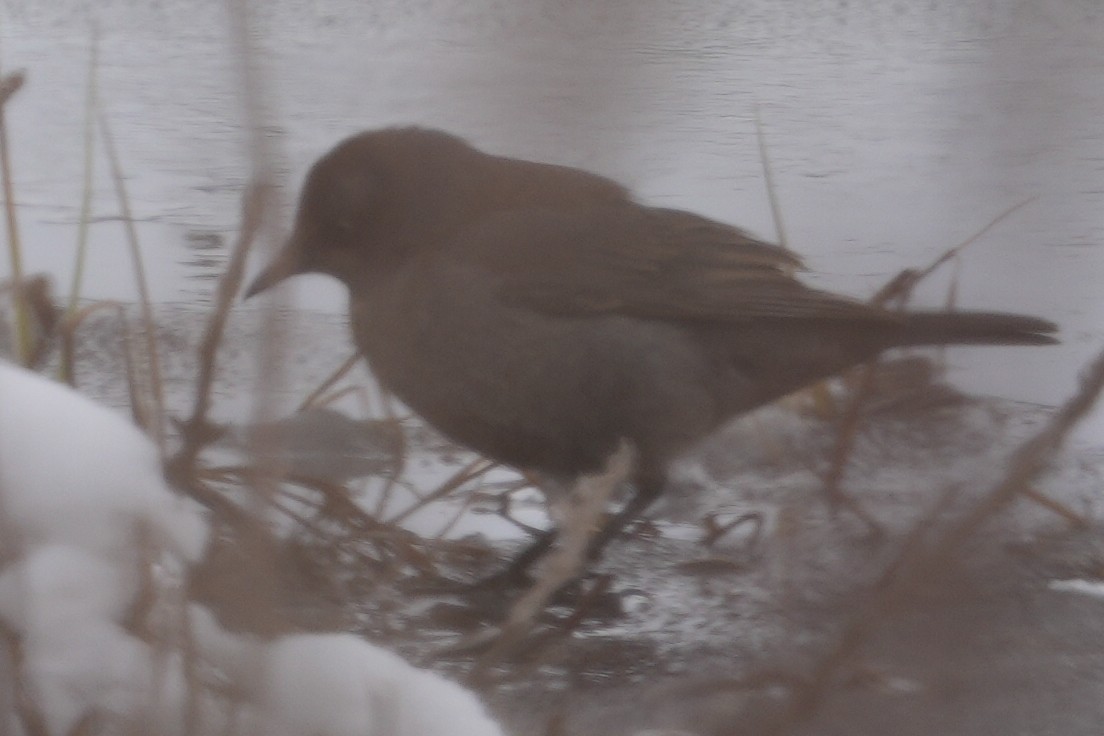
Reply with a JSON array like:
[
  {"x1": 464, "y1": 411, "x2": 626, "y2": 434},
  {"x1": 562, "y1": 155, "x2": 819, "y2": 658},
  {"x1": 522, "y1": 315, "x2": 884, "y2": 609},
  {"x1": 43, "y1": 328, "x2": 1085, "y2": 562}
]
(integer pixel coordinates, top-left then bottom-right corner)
[{"x1": 898, "y1": 311, "x2": 1059, "y2": 347}]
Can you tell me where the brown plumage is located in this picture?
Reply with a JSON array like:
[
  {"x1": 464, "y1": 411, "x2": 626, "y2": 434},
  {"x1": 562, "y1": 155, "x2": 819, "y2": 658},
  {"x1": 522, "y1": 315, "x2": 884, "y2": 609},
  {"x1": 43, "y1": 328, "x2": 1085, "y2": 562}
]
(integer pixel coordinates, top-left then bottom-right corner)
[{"x1": 247, "y1": 127, "x2": 1057, "y2": 566}]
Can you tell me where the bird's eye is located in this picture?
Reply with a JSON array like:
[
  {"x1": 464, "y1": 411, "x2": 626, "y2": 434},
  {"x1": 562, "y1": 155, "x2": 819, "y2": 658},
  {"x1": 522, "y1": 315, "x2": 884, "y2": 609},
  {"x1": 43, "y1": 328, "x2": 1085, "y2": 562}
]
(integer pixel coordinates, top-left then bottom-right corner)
[
  {"x1": 304, "y1": 152, "x2": 379, "y2": 245},
  {"x1": 322, "y1": 169, "x2": 378, "y2": 243}
]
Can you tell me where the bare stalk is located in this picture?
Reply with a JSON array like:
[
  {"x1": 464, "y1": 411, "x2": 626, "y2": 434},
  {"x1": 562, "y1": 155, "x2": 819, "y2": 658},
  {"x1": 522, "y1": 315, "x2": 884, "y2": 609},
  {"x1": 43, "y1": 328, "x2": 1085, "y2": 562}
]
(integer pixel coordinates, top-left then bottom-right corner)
[
  {"x1": 98, "y1": 110, "x2": 166, "y2": 449},
  {"x1": 0, "y1": 70, "x2": 29, "y2": 364},
  {"x1": 754, "y1": 105, "x2": 789, "y2": 250}
]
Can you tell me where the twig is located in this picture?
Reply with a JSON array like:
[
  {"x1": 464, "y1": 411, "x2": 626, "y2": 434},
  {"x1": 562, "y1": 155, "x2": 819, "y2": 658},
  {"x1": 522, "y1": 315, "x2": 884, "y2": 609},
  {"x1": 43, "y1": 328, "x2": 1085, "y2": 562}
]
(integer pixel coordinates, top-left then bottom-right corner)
[
  {"x1": 759, "y1": 345, "x2": 1104, "y2": 735},
  {"x1": 872, "y1": 197, "x2": 1036, "y2": 307},
  {"x1": 1020, "y1": 485, "x2": 1089, "y2": 528},
  {"x1": 433, "y1": 487, "x2": 480, "y2": 539},
  {"x1": 371, "y1": 395, "x2": 408, "y2": 518},
  {"x1": 924, "y1": 348, "x2": 1104, "y2": 553},
  {"x1": 819, "y1": 199, "x2": 1038, "y2": 518},
  {"x1": 386, "y1": 457, "x2": 496, "y2": 524},
  {"x1": 296, "y1": 351, "x2": 361, "y2": 411},
  {"x1": 818, "y1": 362, "x2": 886, "y2": 536}
]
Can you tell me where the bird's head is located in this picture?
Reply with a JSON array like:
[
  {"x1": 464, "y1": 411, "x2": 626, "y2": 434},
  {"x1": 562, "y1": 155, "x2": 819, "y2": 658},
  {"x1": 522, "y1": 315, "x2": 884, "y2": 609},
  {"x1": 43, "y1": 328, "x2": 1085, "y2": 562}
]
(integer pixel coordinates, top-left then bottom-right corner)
[{"x1": 245, "y1": 127, "x2": 478, "y2": 298}]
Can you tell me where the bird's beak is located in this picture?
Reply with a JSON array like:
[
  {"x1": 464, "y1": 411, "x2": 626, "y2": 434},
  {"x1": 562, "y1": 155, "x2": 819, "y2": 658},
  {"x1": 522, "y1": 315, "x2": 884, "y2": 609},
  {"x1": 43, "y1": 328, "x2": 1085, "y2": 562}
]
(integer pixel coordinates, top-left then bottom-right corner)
[{"x1": 244, "y1": 234, "x2": 303, "y2": 299}]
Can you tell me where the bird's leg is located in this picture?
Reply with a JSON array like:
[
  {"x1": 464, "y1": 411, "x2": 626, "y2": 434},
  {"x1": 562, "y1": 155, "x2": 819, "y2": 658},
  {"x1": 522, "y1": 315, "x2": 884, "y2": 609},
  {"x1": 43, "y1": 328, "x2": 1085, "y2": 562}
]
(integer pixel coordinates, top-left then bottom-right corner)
[
  {"x1": 466, "y1": 475, "x2": 572, "y2": 588},
  {"x1": 471, "y1": 467, "x2": 664, "y2": 590},
  {"x1": 474, "y1": 441, "x2": 636, "y2": 671},
  {"x1": 477, "y1": 529, "x2": 558, "y2": 587},
  {"x1": 580, "y1": 474, "x2": 664, "y2": 561}
]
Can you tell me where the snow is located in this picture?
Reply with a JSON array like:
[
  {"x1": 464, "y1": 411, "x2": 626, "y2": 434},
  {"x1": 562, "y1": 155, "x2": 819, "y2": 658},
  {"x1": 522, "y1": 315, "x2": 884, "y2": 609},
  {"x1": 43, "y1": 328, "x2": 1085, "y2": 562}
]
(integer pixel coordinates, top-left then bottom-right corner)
[
  {"x1": 0, "y1": 361, "x2": 206, "y2": 734},
  {"x1": 0, "y1": 360, "x2": 208, "y2": 564},
  {"x1": 0, "y1": 360, "x2": 506, "y2": 736},
  {"x1": 1048, "y1": 578, "x2": 1104, "y2": 600},
  {"x1": 0, "y1": 548, "x2": 156, "y2": 733},
  {"x1": 188, "y1": 607, "x2": 506, "y2": 736},
  {"x1": 261, "y1": 632, "x2": 504, "y2": 736}
]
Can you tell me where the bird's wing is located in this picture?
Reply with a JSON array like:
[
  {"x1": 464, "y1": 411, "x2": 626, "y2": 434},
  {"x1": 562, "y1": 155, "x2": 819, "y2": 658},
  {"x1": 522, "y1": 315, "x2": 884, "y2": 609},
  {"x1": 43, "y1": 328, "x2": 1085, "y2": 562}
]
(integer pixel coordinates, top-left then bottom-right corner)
[{"x1": 452, "y1": 205, "x2": 896, "y2": 325}]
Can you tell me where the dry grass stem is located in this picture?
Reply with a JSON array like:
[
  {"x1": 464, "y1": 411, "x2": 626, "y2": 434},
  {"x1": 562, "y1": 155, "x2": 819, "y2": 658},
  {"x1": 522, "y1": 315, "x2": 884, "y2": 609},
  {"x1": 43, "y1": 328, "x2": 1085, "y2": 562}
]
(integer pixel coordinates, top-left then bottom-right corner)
[
  {"x1": 754, "y1": 106, "x2": 789, "y2": 250},
  {"x1": 760, "y1": 346, "x2": 1104, "y2": 734},
  {"x1": 98, "y1": 109, "x2": 167, "y2": 449},
  {"x1": 0, "y1": 72, "x2": 25, "y2": 107},
  {"x1": 1020, "y1": 485, "x2": 1089, "y2": 528},
  {"x1": 0, "y1": 69, "x2": 31, "y2": 365},
  {"x1": 66, "y1": 30, "x2": 99, "y2": 321},
  {"x1": 820, "y1": 198, "x2": 1040, "y2": 520},
  {"x1": 872, "y1": 197, "x2": 1036, "y2": 308},
  {"x1": 818, "y1": 362, "x2": 886, "y2": 536},
  {"x1": 173, "y1": 179, "x2": 270, "y2": 476},
  {"x1": 296, "y1": 351, "x2": 362, "y2": 411},
  {"x1": 387, "y1": 457, "x2": 497, "y2": 524}
]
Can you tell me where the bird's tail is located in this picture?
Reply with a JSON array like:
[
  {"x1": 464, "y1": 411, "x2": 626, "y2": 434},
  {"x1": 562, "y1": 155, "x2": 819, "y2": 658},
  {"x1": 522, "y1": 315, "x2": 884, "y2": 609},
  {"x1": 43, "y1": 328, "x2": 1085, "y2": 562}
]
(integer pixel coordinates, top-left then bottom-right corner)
[{"x1": 897, "y1": 311, "x2": 1058, "y2": 347}]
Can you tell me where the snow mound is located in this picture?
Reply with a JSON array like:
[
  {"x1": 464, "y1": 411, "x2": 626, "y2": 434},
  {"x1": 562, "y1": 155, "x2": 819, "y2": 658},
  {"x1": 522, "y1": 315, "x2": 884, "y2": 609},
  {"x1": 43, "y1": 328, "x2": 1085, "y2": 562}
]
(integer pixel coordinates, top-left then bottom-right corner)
[{"x1": 0, "y1": 361, "x2": 505, "y2": 736}]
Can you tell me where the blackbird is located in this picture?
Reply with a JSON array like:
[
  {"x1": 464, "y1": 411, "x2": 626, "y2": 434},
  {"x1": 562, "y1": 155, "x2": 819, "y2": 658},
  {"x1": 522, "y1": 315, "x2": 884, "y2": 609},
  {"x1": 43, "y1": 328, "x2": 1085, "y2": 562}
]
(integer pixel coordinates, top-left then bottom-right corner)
[{"x1": 247, "y1": 126, "x2": 1057, "y2": 567}]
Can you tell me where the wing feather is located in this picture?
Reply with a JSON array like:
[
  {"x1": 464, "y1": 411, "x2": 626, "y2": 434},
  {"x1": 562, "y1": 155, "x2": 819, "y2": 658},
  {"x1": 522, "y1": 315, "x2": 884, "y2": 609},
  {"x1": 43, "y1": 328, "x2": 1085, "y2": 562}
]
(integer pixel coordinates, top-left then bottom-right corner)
[{"x1": 453, "y1": 205, "x2": 897, "y2": 325}]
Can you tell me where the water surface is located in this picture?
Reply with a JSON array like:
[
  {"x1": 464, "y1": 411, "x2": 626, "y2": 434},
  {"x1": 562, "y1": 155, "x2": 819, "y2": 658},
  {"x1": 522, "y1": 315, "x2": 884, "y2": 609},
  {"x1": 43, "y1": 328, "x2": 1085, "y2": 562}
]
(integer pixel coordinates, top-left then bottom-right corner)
[{"x1": 0, "y1": 0, "x2": 1100, "y2": 431}]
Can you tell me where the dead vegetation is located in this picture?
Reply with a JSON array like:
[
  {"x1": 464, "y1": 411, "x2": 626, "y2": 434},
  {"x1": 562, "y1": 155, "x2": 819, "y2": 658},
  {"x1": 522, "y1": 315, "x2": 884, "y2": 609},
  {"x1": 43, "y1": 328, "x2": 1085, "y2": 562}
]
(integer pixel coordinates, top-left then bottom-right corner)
[{"x1": 1, "y1": 7, "x2": 1102, "y2": 736}]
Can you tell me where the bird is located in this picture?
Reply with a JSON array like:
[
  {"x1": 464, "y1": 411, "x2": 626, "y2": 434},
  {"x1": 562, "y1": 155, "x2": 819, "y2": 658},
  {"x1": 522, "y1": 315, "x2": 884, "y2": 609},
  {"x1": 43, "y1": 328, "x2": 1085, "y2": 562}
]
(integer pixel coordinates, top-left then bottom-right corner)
[{"x1": 246, "y1": 126, "x2": 1058, "y2": 574}]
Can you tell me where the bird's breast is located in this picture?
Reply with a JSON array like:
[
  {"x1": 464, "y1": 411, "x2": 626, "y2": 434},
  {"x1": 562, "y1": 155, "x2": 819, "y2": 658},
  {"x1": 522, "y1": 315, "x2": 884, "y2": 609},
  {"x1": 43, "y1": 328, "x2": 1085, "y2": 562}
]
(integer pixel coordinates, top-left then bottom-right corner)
[{"x1": 346, "y1": 264, "x2": 627, "y2": 475}]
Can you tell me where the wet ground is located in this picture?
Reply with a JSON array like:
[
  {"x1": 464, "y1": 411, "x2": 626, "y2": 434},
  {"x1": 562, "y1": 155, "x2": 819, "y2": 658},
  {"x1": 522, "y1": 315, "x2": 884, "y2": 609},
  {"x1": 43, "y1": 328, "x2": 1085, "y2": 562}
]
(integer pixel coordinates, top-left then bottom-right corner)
[
  {"x1": 28, "y1": 304, "x2": 1104, "y2": 736},
  {"x1": 478, "y1": 395, "x2": 1104, "y2": 736}
]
